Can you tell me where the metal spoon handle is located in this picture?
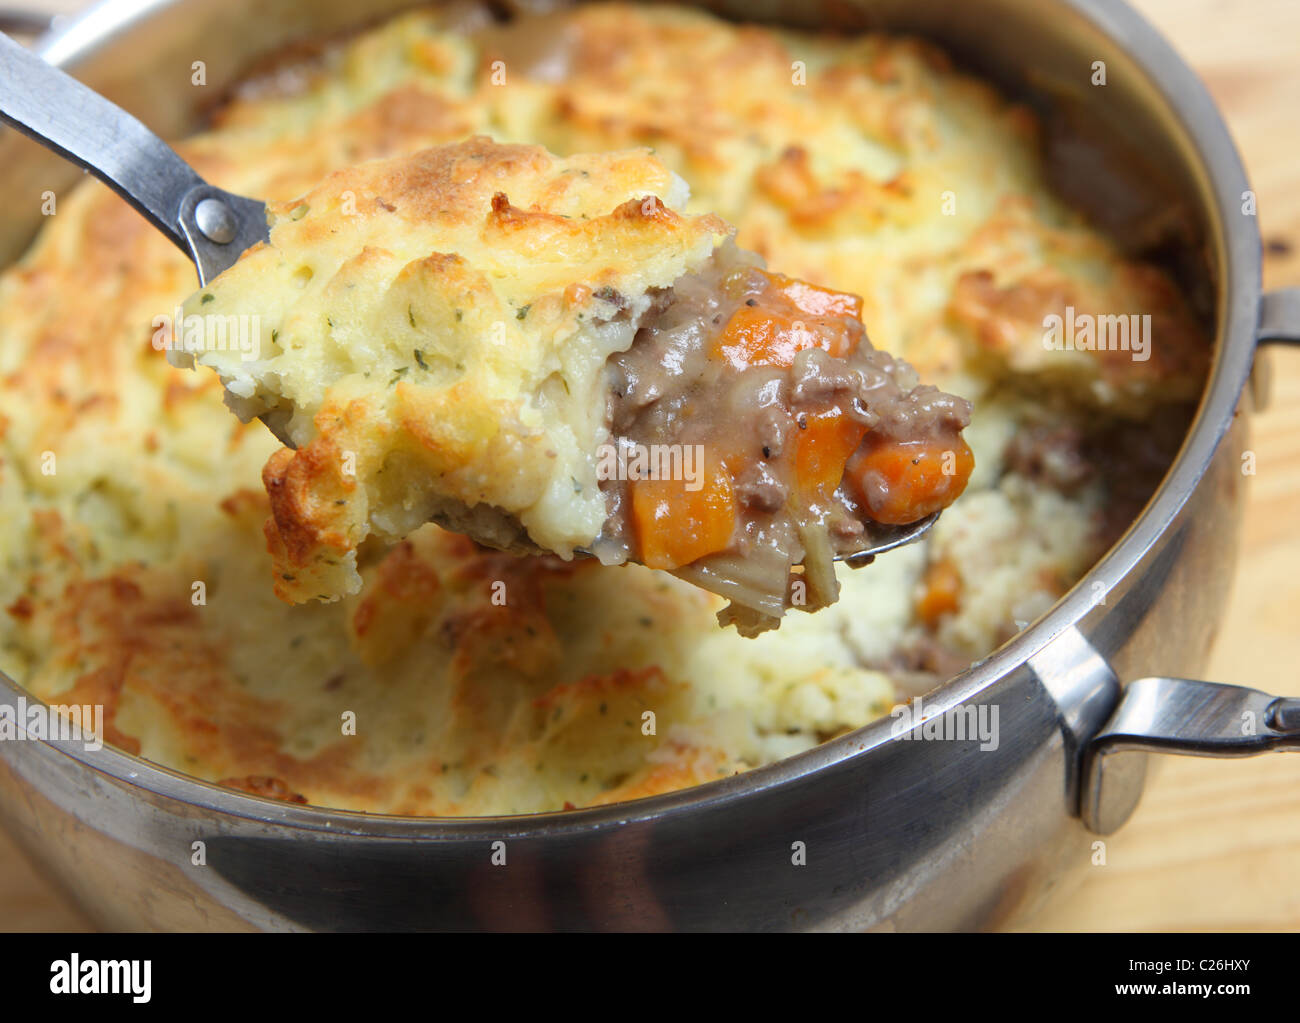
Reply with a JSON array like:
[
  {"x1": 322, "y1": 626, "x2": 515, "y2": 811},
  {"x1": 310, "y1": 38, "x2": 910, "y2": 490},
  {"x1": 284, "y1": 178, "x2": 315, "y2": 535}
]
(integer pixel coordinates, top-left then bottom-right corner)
[
  {"x1": 0, "y1": 29, "x2": 204, "y2": 250},
  {"x1": 0, "y1": 30, "x2": 266, "y2": 282}
]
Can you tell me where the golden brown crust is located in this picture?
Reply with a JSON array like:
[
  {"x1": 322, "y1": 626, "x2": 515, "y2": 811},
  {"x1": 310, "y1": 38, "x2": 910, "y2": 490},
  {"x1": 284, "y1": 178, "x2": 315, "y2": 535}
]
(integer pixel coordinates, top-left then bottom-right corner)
[{"x1": 944, "y1": 200, "x2": 1208, "y2": 412}]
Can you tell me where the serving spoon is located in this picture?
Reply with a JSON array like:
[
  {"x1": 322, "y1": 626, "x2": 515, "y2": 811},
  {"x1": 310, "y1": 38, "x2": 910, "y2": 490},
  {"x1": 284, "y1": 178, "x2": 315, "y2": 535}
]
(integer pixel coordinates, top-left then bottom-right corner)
[
  {"x1": 0, "y1": 30, "x2": 266, "y2": 284},
  {"x1": 0, "y1": 30, "x2": 939, "y2": 565}
]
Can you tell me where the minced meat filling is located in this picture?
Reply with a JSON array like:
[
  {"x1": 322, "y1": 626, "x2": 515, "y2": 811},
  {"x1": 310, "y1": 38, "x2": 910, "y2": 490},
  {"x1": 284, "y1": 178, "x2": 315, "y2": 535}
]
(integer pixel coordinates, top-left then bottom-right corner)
[{"x1": 596, "y1": 240, "x2": 974, "y2": 635}]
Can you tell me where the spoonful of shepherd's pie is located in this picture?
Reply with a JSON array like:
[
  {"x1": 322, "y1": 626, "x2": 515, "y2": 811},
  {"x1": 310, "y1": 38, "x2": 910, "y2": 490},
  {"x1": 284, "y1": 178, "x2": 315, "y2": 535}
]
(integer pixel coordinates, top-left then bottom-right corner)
[
  {"x1": 174, "y1": 139, "x2": 973, "y2": 635},
  {"x1": 0, "y1": 31, "x2": 971, "y2": 636}
]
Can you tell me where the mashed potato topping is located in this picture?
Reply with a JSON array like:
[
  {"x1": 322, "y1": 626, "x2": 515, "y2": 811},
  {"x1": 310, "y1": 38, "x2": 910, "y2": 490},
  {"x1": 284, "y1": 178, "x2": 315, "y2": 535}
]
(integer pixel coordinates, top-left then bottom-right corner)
[
  {"x1": 180, "y1": 138, "x2": 730, "y2": 601},
  {"x1": 0, "y1": 3, "x2": 1205, "y2": 814}
]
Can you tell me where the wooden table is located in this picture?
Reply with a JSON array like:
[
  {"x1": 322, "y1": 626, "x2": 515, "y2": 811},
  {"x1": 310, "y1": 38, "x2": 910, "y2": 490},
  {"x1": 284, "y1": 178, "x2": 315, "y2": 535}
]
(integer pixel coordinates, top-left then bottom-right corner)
[{"x1": 1, "y1": 0, "x2": 1297, "y2": 932}]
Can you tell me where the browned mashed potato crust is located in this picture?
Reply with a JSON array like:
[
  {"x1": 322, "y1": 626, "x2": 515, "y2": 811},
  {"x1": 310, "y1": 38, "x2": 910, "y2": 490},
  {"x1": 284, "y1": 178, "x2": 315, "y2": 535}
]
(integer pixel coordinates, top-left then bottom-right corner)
[
  {"x1": 0, "y1": 3, "x2": 1206, "y2": 815},
  {"x1": 181, "y1": 137, "x2": 731, "y2": 604}
]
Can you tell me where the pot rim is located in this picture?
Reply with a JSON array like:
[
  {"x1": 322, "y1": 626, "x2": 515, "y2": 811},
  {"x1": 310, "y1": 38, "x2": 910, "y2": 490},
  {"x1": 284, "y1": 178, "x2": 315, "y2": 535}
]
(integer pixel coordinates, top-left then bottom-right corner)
[{"x1": 0, "y1": 0, "x2": 1261, "y2": 838}]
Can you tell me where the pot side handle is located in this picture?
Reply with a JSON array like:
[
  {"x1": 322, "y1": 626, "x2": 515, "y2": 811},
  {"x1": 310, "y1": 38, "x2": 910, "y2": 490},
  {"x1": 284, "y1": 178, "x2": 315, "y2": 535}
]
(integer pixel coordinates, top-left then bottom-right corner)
[
  {"x1": 1081, "y1": 677, "x2": 1300, "y2": 834},
  {"x1": 1251, "y1": 287, "x2": 1300, "y2": 409}
]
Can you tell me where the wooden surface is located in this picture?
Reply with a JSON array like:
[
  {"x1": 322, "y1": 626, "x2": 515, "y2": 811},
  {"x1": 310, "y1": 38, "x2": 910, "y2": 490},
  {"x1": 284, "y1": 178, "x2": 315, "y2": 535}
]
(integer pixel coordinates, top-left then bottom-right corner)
[{"x1": 1, "y1": 0, "x2": 1297, "y2": 932}]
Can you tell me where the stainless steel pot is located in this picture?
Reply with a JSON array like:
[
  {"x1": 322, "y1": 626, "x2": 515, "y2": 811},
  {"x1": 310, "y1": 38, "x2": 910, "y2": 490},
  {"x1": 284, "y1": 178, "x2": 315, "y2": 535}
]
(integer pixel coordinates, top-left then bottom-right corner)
[{"x1": 1, "y1": 0, "x2": 1297, "y2": 932}]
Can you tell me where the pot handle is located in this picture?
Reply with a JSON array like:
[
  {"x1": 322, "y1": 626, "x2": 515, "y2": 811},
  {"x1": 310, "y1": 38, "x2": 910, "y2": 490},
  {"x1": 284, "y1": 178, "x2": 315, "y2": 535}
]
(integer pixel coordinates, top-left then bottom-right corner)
[
  {"x1": 1081, "y1": 677, "x2": 1300, "y2": 834},
  {"x1": 1251, "y1": 287, "x2": 1300, "y2": 409}
]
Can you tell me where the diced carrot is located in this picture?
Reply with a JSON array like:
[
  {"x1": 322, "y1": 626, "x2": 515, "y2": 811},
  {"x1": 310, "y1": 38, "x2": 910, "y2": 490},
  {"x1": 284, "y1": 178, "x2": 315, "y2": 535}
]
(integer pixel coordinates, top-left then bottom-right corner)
[
  {"x1": 631, "y1": 462, "x2": 737, "y2": 569},
  {"x1": 776, "y1": 277, "x2": 863, "y2": 319},
  {"x1": 847, "y1": 434, "x2": 975, "y2": 525},
  {"x1": 710, "y1": 274, "x2": 863, "y2": 370},
  {"x1": 711, "y1": 306, "x2": 815, "y2": 370},
  {"x1": 916, "y1": 558, "x2": 962, "y2": 625},
  {"x1": 795, "y1": 409, "x2": 868, "y2": 499}
]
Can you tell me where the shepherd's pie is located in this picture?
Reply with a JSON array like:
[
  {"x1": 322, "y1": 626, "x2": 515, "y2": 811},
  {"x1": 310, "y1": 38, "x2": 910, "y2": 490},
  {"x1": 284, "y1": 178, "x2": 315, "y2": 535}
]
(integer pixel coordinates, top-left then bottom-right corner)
[{"x1": 0, "y1": 3, "x2": 1206, "y2": 814}]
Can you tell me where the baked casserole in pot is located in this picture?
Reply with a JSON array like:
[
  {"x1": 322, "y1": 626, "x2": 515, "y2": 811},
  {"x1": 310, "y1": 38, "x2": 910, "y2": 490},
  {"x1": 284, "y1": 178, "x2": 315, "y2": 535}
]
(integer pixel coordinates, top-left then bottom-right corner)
[{"x1": 0, "y1": 0, "x2": 1293, "y2": 930}]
